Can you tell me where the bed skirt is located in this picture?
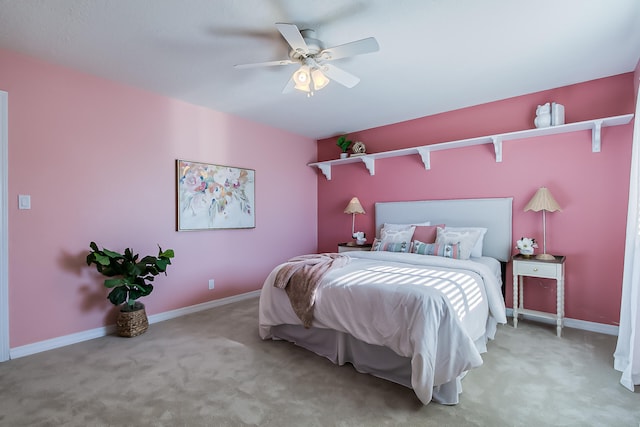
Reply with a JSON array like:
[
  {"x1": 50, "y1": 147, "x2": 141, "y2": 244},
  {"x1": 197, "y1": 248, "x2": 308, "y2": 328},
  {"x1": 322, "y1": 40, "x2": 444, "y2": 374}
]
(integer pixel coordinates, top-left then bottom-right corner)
[{"x1": 270, "y1": 324, "x2": 464, "y2": 405}]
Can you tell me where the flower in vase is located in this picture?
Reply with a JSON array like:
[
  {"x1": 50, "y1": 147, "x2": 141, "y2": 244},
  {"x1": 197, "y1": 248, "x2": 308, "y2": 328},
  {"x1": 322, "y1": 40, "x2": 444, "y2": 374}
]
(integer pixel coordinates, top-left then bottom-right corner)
[{"x1": 516, "y1": 237, "x2": 538, "y2": 255}]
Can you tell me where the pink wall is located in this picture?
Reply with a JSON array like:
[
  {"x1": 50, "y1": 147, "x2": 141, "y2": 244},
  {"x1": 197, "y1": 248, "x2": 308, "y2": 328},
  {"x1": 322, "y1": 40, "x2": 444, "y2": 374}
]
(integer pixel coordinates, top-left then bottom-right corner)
[
  {"x1": 316, "y1": 74, "x2": 635, "y2": 326},
  {"x1": 1, "y1": 48, "x2": 318, "y2": 348}
]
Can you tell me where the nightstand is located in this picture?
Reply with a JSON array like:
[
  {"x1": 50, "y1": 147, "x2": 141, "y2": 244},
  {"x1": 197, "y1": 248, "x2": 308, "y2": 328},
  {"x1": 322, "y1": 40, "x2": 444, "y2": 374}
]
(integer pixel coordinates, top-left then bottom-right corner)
[
  {"x1": 512, "y1": 254, "x2": 566, "y2": 337},
  {"x1": 338, "y1": 242, "x2": 372, "y2": 253}
]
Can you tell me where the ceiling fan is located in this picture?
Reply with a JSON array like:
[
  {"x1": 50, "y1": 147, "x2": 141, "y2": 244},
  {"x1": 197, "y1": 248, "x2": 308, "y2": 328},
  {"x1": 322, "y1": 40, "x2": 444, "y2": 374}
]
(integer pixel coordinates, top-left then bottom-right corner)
[{"x1": 234, "y1": 23, "x2": 379, "y2": 96}]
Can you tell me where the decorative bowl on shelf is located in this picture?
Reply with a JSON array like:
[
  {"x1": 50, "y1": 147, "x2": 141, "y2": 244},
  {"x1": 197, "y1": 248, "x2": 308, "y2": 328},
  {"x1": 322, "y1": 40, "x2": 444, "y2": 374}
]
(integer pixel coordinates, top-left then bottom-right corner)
[{"x1": 351, "y1": 141, "x2": 366, "y2": 157}]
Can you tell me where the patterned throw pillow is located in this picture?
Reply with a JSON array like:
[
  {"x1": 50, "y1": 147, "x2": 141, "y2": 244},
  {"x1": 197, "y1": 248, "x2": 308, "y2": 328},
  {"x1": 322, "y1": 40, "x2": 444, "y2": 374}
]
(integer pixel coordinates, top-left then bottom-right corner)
[
  {"x1": 411, "y1": 240, "x2": 461, "y2": 259},
  {"x1": 435, "y1": 227, "x2": 481, "y2": 260},
  {"x1": 380, "y1": 225, "x2": 416, "y2": 243},
  {"x1": 442, "y1": 226, "x2": 487, "y2": 257},
  {"x1": 372, "y1": 238, "x2": 411, "y2": 253}
]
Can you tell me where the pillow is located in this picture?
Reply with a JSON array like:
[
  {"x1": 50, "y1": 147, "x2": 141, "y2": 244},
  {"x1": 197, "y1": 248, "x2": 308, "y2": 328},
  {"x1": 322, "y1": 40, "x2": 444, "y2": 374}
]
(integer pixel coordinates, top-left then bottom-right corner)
[
  {"x1": 411, "y1": 240, "x2": 461, "y2": 259},
  {"x1": 380, "y1": 225, "x2": 416, "y2": 243},
  {"x1": 435, "y1": 227, "x2": 482, "y2": 260},
  {"x1": 412, "y1": 224, "x2": 445, "y2": 244},
  {"x1": 442, "y1": 227, "x2": 488, "y2": 257},
  {"x1": 371, "y1": 238, "x2": 411, "y2": 253},
  {"x1": 383, "y1": 221, "x2": 430, "y2": 230}
]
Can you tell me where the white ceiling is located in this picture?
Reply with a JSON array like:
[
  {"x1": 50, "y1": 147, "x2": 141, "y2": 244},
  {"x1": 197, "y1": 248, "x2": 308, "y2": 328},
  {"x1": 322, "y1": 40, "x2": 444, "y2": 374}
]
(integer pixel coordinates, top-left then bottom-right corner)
[{"x1": 1, "y1": 0, "x2": 639, "y2": 140}]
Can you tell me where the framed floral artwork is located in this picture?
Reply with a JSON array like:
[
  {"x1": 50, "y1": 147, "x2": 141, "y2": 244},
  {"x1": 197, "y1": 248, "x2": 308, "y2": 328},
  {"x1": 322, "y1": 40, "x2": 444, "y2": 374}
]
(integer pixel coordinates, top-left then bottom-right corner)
[{"x1": 176, "y1": 159, "x2": 255, "y2": 231}]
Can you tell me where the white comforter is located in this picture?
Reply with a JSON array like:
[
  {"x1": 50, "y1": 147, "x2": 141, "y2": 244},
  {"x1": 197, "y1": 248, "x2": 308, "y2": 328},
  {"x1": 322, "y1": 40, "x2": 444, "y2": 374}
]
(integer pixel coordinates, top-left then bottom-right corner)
[{"x1": 259, "y1": 251, "x2": 507, "y2": 405}]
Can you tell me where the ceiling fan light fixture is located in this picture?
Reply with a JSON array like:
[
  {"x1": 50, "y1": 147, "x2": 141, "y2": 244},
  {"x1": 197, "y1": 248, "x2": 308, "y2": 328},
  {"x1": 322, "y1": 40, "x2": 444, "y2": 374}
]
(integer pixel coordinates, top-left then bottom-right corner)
[
  {"x1": 294, "y1": 82, "x2": 310, "y2": 92},
  {"x1": 292, "y1": 65, "x2": 329, "y2": 96},
  {"x1": 311, "y1": 68, "x2": 329, "y2": 90},
  {"x1": 293, "y1": 65, "x2": 311, "y2": 90}
]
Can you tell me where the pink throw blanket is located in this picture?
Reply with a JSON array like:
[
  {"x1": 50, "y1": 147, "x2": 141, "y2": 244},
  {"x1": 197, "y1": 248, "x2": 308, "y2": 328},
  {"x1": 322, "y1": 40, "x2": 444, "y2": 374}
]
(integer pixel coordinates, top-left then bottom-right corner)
[{"x1": 274, "y1": 253, "x2": 350, "y2": 327}]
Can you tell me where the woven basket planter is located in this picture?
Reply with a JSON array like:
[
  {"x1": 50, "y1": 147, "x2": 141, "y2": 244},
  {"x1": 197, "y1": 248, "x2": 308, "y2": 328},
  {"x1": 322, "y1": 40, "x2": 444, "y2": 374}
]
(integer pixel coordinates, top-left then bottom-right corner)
[{"x1": 116, "y1": 304, "x2": 149, "y2": 337}]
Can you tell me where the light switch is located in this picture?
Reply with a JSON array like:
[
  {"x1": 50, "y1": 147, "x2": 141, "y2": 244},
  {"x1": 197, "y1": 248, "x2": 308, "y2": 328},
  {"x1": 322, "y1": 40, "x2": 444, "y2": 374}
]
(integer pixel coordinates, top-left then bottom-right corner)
[{"x1": 18, "y1": 194, "x2": 31, "y2": 210}]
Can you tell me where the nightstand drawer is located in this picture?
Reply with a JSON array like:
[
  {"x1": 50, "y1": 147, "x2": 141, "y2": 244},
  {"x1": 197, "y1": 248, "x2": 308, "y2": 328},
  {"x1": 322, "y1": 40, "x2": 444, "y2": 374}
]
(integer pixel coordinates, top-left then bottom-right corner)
[
  {"x1": 514, "y1": 261, "x2": 558, "y2": 279},
  {"x1": 514, "y1": 261, "x2": 558, "y2": 278}
]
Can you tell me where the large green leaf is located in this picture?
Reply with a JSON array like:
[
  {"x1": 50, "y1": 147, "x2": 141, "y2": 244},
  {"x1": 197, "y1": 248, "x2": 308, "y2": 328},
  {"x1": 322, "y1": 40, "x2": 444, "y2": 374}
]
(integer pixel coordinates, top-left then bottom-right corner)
[
  {"x1": 155, "y1": 258, "x2": 169, "y2": 271},
  {"x1": 107, "y1": 287, "x2": 128, "y2": 306},
  {"x1": 129, "y1": 284, "x2": 153, "y2": 300},
  {"x1": 102, "y1": 248, "x2": 123, "y2": 259},
  {"x1": 160, "y1": 249, "x2": 175, "y2": 258},
  {"x1": 93, "y1": 253, "x2": 111, "y2": 266},
  {"x1": 104, "y1": 278, "x2": 129, "y2": 288},
  {"x1": 100, "y1": 265, "x2": 123, "y2": 277},
  {"x1": 125, "y1": 262, "x2": 139, "y2": 277}
]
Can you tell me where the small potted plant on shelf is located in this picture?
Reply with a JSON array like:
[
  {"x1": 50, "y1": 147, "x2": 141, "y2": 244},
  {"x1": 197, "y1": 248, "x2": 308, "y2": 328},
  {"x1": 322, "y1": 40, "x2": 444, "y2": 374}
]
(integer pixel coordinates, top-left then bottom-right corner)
[
  {"x1": 337, "y1": 135, "x2": 353, "y2": 159},
  {"x1": 86, "y1": 241, "x2": 175, "y2": 337}
]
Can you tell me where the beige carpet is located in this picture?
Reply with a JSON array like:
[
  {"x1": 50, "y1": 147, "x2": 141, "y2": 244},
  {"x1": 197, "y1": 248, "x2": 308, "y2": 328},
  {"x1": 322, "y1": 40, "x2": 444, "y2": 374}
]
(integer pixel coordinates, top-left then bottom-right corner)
[{"x1": 0, "y1": 297, "x2": 638, "y2": 426}]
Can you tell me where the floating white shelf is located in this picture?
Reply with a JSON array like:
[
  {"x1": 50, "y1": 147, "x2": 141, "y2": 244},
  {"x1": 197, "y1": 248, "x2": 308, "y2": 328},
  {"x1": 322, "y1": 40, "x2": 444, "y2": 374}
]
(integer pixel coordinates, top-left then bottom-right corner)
[{"x1": 308, "y1": 114, "x2": 634, "y2": 180}]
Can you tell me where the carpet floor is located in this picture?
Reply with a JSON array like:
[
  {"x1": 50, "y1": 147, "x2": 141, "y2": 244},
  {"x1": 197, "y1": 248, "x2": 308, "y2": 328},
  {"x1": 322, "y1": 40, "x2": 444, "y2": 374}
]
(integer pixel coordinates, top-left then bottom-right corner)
[{"x1": 0, "y1": 297, "x2": 638, "y2": 426}]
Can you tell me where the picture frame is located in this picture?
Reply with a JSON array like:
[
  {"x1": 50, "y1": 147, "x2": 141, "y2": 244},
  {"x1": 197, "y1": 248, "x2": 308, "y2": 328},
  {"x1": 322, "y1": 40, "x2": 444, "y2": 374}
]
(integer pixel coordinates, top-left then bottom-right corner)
[{"x1": 176, "y1": 159, "x2": 255, "y2": 231}]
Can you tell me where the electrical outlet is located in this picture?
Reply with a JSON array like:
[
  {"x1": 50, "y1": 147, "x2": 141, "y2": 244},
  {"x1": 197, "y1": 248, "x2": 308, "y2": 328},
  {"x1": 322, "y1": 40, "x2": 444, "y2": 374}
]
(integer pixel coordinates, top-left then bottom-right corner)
[{"x1": 208, "y1": 279, "x2": 215, "y2": 290}]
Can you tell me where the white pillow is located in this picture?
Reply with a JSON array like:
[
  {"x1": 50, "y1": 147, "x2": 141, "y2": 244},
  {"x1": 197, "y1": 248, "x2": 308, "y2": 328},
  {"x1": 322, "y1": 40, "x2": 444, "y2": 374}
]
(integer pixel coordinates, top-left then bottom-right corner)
[
  {"x1": 443, "y1": 227, "x2": 488, "y2": 257},
  {"x1": 383, "y1": 221, "x2": 430, "y2": 230},
  {"x1": 380, "y1": 225, "x2": 416, "y2": 243},
  {"x1": 436, "y1": 227, "x2": 482, "y2": 260}
]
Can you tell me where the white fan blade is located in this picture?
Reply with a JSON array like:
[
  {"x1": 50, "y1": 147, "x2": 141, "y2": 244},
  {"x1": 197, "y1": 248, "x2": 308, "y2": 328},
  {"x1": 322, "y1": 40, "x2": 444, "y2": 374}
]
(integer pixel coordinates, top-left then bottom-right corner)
[
  {"x1": 282, "y1": 77, "x2": 296, "y2": 94},
  {"x1": 321, "y1": 64, "x2": 360, "y2": 88},
  {"x1": 234, "y1": 59, "x2": 295, "y2": 69},
  {"x1": 319, "y1": 37, "x2": 379, "y2": 61},
  {"x1": 275, "y1": 22, "x2": 309, "y2": 56}
]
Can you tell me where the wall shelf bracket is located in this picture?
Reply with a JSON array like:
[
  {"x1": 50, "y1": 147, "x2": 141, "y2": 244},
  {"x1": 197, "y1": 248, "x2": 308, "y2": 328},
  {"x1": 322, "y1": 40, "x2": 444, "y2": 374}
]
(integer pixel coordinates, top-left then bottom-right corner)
[
  {"x1": 317, "y1": 164, "x2": 332, "y2": 180},
  {"x1": 360, "y1": 156, "x2": 375, "y2": 175},
  {"x1": 416, "y1": 147, "x2": 431, "y2": 170},
  {"x1": 592, "y1": 120, "x2": 603, "y2": 153},
  {"x1": 491, "y1": 136, "x2": 503, "y2": 162}
]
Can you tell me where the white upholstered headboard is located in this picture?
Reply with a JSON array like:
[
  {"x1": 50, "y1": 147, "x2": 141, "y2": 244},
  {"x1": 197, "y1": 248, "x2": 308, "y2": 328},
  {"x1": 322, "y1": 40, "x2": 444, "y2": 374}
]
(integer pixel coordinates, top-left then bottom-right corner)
[{"x1": 375, "y1": 198, "x2": 513, "y2": 262}]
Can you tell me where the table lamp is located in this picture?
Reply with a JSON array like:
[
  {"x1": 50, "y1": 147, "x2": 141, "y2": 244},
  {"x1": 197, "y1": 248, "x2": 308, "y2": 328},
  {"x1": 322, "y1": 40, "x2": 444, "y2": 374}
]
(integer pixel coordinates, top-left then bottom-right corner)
[
  {"x1": 524, "y1": 187, "x2": 562, "y2": 260},
  {"x1": 344, "y1": 197, "x2": 365, "y2": 241}
]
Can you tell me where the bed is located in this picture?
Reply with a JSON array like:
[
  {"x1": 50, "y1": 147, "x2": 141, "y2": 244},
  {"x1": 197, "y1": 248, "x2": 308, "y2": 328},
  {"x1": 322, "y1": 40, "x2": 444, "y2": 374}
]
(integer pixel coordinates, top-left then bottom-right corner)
[{"x1": 259, "y1": 198, "x2": 512, "y2": 405}]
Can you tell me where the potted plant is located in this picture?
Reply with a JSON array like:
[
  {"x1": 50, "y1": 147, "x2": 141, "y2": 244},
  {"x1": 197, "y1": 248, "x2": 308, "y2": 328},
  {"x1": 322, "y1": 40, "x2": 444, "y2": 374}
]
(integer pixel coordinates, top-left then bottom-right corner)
[
  {"x1": 337, "y1": 135, "x2": 352, "y2": 158},
  {"x1": 86, "y1": 241, "x2": 175, "y2": 337}
]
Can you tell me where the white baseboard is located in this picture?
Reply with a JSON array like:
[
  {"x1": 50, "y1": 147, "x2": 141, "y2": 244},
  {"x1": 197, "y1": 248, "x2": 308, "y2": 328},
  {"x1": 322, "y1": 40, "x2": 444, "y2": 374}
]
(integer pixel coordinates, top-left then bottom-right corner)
[
  {"x1": 10, "y1": 295, "x2": 617, "y2": 360},
  {"x1": 505, "y1": 308, "x2": 619, "y2": 336},
  {"x1": 9, "y1": 290, "x2": 261, "y2": 360},
  {"x1": 147, "y1": 290, "x2": 260, "y2": 324}
]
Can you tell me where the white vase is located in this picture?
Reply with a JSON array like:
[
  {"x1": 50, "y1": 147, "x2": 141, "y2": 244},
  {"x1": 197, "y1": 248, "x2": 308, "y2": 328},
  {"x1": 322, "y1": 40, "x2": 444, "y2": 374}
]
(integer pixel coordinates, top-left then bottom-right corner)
[
  {"x1": 519, "y1": 247, "x2": 535, "y2": 256},
  {"x1": 340, "y1": 153, "x2": 348, "y2": 159}
]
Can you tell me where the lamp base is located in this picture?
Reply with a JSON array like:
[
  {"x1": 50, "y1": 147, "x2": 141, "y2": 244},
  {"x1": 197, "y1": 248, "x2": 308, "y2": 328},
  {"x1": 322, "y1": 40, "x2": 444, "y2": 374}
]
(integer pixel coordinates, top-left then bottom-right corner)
[{"x1": 535, "y1": 253, "x2": 555, "y2": 260}]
